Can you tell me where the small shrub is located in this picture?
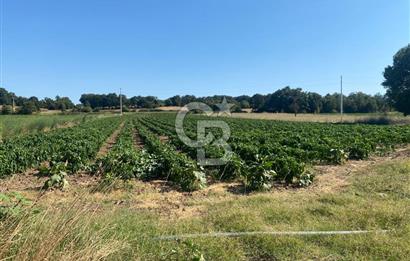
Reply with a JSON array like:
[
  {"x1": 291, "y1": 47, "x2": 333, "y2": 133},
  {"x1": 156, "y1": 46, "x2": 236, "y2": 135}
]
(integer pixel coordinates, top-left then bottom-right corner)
[
  {"x1": 327, "y1": 148, "x2": 349, "y2": 165},
  {"x1": 1, "y1": 105, "x2": 13, "y2": 115},
  {"x1": 298, "y1": 171, "x2": 315, "y2": 187},
  {"x1": 19, "y1": 102, "x2": 38, "y2": 115},
  {"x1": 42, "y1": 162, "x2": 70, "y2": 190},
  {"x1": 348, "y1": 143, "x2": 372, "y2": 160},
  {"x1": 242, "y1": 155, "x2": 277, "y2": 191},
  {"x1": 82, "y1": 106, "x2": 93, "y2": 113},
  {"x1": 271, "y1": 156, "x2": 306, "y2": 184}
]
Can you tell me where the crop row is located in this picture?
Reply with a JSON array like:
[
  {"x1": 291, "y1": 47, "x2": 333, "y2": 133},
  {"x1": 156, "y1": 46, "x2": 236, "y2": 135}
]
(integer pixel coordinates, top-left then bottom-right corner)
[
  {"x1": 135, "y1": 113, "x2": 410, "y2": 190},
  {"x1": 136, "y1": 115, "x2": 308, "y2": 190},
  {"x1": 93, "y1": 120, "x2": 160, "y2": 180},
  {"x1": 136, "y1": 119, "x2": 207, "y2": 191},
  {"x1": 0, "y1": 117, "x2": 122, "y2": 177},
  {"x1": 93, "y1": 118, "x2": 206, "y2": 191},
  {"x1": 139, "y1": 113, "x2": 410, "y2": 163}
]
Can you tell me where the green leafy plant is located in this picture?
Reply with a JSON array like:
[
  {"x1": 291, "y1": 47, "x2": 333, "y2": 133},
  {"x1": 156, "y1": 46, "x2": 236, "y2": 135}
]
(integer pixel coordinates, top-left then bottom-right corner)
[
  {"x1": 327, "y1": 148, "x2": 349, "y2": 165},
  {"x1": 93, "y1": 121, "x2": 161, "y2": 181},
  {"x1": 138, "y1": 123, "x2": 207, "y2": 191},
  {"x1": 242, "y1": 155, "x2": 277, "y2": 191},
  {"x1": 298, "y1": 171, "x2": 315, "y2": 187},
  {"x1": 0, "y1": 192, "x2": 31, "y2": 219},
  {"x1": 163, "y1": 240, "x2": 206, "y2": 261},
  {"x1": 0, "y1": 117, "x2": 122, "y2": 178},
  {"x1": 42, "y1": 162, "x2": 70, "y2": 190}
]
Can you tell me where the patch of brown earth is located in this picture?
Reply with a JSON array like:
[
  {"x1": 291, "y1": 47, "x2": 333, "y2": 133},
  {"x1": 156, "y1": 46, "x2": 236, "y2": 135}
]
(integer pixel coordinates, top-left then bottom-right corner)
[
  {"x1": 66, "y1": 172, "x2": 99, "y2": 188},
  {"x1": 96, "y1": 122, "x2": 124, "y2": 158},
  {"x1": 311, "y1": 144, "x2": 410, "y2": 194},
  {"x1": 159, "y1": 135, "x2": 169, "y2": 143},
  {"x1": 133, "y1": 129, "x2": 144, "y2": 149},
  {"x1": 0, "y1": 170, "x2": 47, "y2": 193},
  {"x1": 43, "y1": 121, "x2": 77, "y2": 133}
]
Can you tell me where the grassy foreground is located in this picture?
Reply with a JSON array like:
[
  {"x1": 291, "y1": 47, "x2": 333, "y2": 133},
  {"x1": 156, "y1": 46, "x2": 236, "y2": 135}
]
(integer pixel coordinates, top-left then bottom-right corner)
[{"x1": 1, "y1": 158, "x2": 410, "y2": 260}]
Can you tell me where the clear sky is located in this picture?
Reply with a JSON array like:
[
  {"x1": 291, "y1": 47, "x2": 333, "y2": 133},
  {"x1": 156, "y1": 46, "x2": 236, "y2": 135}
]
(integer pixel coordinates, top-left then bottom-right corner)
[{"x1": 1, "y1": 0, "x2": 409, "y2": 102}]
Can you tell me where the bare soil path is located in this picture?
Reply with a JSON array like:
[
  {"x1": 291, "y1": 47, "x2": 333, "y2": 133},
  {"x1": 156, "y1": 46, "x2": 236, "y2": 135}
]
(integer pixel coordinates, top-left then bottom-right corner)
[
  {"x1": 132, "y1": 127, "x2": 145, "y2": 149},
  {"x1": 96, "y1": 122, "x2": 124, "y2": 158}
]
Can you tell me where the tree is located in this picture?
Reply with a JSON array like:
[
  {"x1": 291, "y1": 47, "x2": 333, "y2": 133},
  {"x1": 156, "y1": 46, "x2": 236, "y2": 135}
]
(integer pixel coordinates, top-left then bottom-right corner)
[
  {"x1": 322, "y1": 94, "x2": 339, "y2": 113},
  {"x1": 251, "y1": 94, "x2": 266, "y2": 111},
  {"x1": 383, "y1": 44, "x2": 410, "y2": 115},
  {"x1": 165, "y1": 95, "x2": 182, "y2": 106},
  {"x1": 55, "y1": 96, "x2": 75, "y2": 111},
  {"x1": 0, "y1": 88, "x2": 14, "y2": 105},
  {"x1": 374, "y1": 93, "x2": 390, "y2": 112},
  {"x1": 306, "y1": 92, "x2": 322, "y2": 113},
  {"x1": 240, "y1": 100, "x2": 250, "y2": 109},
  {"x1": 139, "y1": 96, "x2": 159, "y2": 108},
  {"x1": 19, "y1": 101, "x2": 38, "y2": 115},
  {"x1": 288, "y1": 88, "x2": 304, "y2": 116}
]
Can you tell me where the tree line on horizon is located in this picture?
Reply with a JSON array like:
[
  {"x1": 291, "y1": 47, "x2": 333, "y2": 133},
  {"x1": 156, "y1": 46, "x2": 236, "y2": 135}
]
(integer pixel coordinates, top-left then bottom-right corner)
[
  {"x1": 1, "y1": 43, "x2": 409, "y2": 115},
  {"x1": 0, "y1": 88, "x2": 75, "y2": 114},
  {"x1": 162, "y1": 88, "x2": 389, "y2": 114},
  {"x1": 0, "y1": 86, "x2": 390, "y2": 115}
]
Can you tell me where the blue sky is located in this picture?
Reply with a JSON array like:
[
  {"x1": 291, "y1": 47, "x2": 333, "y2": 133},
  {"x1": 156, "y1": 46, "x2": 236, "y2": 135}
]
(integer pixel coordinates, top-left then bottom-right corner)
[{"x1": 1, "y1": 0, "x2": 409, "y2": 102}]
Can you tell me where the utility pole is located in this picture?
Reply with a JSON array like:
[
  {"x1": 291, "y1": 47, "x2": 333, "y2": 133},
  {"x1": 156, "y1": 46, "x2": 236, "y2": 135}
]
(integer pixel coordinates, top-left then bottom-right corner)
[
  {"x1": 119, "y1": 88, "x2": 123, "y2": 116},
  {"x1": 340, "y1": 75, "x2": 343, "y2": 122}
]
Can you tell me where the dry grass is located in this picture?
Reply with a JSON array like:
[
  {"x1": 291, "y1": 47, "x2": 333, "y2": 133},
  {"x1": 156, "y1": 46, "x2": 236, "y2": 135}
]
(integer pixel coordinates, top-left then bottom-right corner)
[
  {"x1": 0, "y1": 199, "x2": 127, "y2": 261},
  {"x1": 1, "y1": 146, "x2": 410, "y2": 260},
  {"x1": 228, "y1": 112, "x2": 410, "y2": 123},
  {"x1": 157, "y1": 106, "x2": 183, "y2": 111}
]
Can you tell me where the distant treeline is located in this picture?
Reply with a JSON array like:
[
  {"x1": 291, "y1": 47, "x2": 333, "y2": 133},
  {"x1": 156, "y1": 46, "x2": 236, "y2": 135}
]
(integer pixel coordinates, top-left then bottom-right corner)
[
  {"x1": 0, "y1": 86, "x2": 390, "y2": 114},
  {"x1": 79, "y1": 87, "x2": 389, "y2": 114},
  {"x1": 0, "y1": 88, "x2": 75, "y2": 114}
]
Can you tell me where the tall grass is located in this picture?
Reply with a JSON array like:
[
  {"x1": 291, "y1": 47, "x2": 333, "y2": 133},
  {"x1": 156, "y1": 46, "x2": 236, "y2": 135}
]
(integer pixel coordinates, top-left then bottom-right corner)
[
  {"x1": 0, "y1": 115, "x2": 93, "y2": 140},
  {"x1": 1, "y1": 151, "x2": 409, "y2": 260},
  {"x1": 0, "y1": 200, "x2": 127, "y2": 261}
]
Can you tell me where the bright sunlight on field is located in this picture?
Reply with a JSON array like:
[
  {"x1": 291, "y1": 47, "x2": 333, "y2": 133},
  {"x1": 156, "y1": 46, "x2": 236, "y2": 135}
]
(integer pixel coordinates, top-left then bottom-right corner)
[{"x1": 1, "y1": 113, "x2": 410, "y2": 260}]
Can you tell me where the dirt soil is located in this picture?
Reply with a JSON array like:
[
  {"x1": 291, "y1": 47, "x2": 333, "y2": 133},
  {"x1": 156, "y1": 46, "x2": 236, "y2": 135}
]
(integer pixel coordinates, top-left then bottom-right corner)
[
  {"x1": 311, "y1": 145, "x2": 410, "y2": 194},
  {"x1": 133, "y1": 129, "x2": 145, "y2": 149},
  {"x1": 96, "y1": 123, "x2": 124, "y2": 158},
  {"x1": 159, "y1": 135, "x2": 169, "y2": 143},
  {"x1": 1, "y1": 145, "x2": 409, "y2": 220}
]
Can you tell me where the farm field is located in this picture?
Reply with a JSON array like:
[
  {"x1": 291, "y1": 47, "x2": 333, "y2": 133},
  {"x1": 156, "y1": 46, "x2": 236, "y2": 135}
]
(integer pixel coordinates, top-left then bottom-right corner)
[
  {"x1": 156, "y1": 107, "x2": 410, "y2": 123},
  {"x1": 0, "y1": 114, "x2": 97, "y2": 140},
  {"x1": 228, "y1": 111, "x2": 410, "y2": 123},
  {"x1": 3, "y1": 1, "x2": 409, "y2": 259},
  {"x1": 1, "y1": 113, "x2": 410, "y2": 260}
]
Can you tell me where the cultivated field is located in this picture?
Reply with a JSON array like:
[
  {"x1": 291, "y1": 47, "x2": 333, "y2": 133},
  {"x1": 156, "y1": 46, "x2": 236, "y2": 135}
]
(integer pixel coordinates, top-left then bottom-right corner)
[
  {"x1": 229, "y1": 111, "x2": 410, "y2": 123},
  {"x1": 1, "y1": 113, "x2": 410, "y2": 260}
]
